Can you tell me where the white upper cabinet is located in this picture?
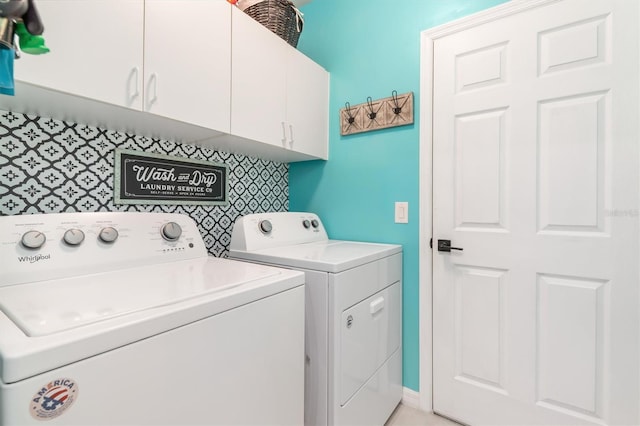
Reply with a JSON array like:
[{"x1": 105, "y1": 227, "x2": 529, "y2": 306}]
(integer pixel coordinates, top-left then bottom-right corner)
[
  {"x1": 231, "y1": 6, "x2": 288, "y2": 148},
  {"x1": 9, "y1": 1, "x2": 327, "y2": 162},
  {"x1": 231, "y1": 7, "x2": 328, "y2": 160},
  {"x1": 15, "y1": 0, "x2": 145, "y2": 109},
  {"x1": 15, "y1": 0, "x2": 231, "y2": 132},
  {"x1": 143, "y1": 0, "x2": 230, "y2": 132},
  {"x1": 286, "y1": 50, "x2": 328, "y2": 159}
]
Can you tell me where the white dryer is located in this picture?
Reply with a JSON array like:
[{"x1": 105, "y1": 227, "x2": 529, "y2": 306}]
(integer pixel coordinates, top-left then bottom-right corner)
[
  {"x1": 229, "y1": 212, "x2": 402, "y2": 426},
  {"x1": 0, "y1": 212, "x2": 305, "y2": 426}
]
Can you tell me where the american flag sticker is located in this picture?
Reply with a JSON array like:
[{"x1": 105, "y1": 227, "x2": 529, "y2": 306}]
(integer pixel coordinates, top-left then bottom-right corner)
[{"x1": 29, "y1": 378, "x2": 79, "y2": 421}]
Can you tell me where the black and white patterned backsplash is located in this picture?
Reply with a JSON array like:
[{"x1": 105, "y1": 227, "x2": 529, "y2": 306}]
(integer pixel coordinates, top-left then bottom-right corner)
[{"x1": 0, "y1": 110, "x2": 289, "y2": 257}]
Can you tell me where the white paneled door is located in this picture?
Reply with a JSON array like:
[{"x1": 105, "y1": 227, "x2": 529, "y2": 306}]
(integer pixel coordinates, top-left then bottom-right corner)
[{"x1": 432, "y1": 0, "x2": 639, "y2": 425}]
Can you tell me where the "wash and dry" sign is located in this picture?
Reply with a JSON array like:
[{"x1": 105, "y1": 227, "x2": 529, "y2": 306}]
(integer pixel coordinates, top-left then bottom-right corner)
[{"x1": 114, "y1": 149, "x2": 228, "y2": 206}]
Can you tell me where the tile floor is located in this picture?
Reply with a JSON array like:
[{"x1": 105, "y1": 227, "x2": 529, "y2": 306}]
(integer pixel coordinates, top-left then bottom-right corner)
[{"x1": 385, "y1": 404, "x2": 461, "y2": 426}]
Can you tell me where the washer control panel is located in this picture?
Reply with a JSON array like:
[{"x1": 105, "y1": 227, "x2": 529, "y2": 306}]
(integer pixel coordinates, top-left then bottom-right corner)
[
  {"x1": 230, "y1": 212, "x2": 329, "y2": 251},
  {"x1": 0, "y1": 212, "x2": 208, "y2": 287}
]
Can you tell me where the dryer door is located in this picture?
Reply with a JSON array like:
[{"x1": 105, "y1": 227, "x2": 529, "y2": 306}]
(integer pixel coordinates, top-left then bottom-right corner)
[{"x1": 339, "y1": 281, "x2": 401, "y2": 405}]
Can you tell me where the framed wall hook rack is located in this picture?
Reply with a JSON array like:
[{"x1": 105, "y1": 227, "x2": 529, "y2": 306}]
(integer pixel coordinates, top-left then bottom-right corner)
[{"x1": 340, "y1": 91, "x2": 413, "y2": 136}]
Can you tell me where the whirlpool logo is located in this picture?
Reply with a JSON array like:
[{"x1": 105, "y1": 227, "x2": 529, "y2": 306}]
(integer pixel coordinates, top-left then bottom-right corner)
[{"x1": 18, "y1": 254, "x2": 51, "y2": 264}]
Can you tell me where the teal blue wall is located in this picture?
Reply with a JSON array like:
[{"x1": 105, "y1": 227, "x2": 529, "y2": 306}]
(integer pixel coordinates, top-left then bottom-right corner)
[{"x1": 290, "y1": 0, "x2": 508, "y2": 392}]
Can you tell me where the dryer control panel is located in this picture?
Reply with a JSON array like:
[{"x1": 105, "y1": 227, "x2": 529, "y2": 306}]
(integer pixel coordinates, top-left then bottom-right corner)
[
  {"x1": 230, "y1": 212, "x2": 329, "y2": 251},
  {"x1": 0, "y1": 212, "x2": 208, "y2": 287}
]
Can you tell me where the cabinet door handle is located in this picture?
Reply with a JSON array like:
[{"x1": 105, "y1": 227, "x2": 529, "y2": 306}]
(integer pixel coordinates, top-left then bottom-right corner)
[
  {"x1": 288, "y1": 124, "x2": 294, "y2": 149},
  {"x1": 147, "y1": 73, "x2": 158, "y2": 109},
  {"x1": 281, "y1": 121, "x2": 287, "y2": 147},
  {"x1": 127, "y1": 67, "x2": 140, "y2": 105}
]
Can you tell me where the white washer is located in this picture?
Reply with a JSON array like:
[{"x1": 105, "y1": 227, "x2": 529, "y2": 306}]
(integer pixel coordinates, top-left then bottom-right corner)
[
  {"x1": 0, "y1": 212, "x2": 305, "y2": 426},
  {"x1": 229, "y1": 212, "x2": 402, "y2": 426}
]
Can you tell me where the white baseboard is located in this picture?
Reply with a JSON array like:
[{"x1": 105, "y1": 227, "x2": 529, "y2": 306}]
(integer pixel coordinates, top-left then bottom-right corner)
[{"x1": 401, "y1": 387, "x2": 421, "y2": 410}]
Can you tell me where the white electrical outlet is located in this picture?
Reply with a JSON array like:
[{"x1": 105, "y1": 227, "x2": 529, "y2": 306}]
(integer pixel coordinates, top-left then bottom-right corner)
[{"x1": 395, "y1": 202, "x2": 408, "y2": 223}]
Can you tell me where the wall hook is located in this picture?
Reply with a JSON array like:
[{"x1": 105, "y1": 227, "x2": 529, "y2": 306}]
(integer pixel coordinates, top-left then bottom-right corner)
[
  {"x1": 366, "y1": 96, "x2": 379, "y2": 120},
  {"x1": 391, "y1": 90, "x2": 406, "y2": 115},
  {"x1": 344, "y1": 102, "x2": 356, "y2": 125},
  {"x1": 342, "y1": 101, "x2": 360, "y2": 134}
]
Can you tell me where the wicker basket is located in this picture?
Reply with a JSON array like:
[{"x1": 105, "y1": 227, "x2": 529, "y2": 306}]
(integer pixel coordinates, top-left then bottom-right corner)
[{"x1": 243, "y1": 0, "x2": 303, "y2": 48}]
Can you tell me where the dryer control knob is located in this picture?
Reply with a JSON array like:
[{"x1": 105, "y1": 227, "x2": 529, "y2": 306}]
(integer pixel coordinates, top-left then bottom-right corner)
[
  {"x1": 63, "y1": 229, "x2": 85, "y2": 246},
  {"x1": 99, "y1": 227, "x2": 119, "y2": 243},
  {"x1": 161, "y1": 222, "x2": 182, "y2": 241},
  {"x1": 302, "y1": 220, "x2": 311, "y2": 229},
  {"x1": 21, "y1": 230, "x2": 46, "y2": 249},
  {"x1": 259, "y1": 220, "x2": 273, "y2": 234},
  {"x1": 311, "y1": 219, "x2": 319, "y2": 228}
]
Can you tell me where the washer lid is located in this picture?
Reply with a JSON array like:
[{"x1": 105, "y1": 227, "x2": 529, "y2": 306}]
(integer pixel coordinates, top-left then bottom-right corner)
[
  {"x1": 0, "y1": 257, "x2": 303, "y2": 384},
  {"x1": 229, "y1": 240, "x2": 402, "y2": 273},
  {"x1": 0, "y1": 257, "x2": 280, "y2": 337}
]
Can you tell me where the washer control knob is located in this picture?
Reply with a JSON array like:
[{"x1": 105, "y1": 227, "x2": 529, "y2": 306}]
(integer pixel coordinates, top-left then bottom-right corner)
[
  {"x1": 311, "y1": 219, "x2": 319, "y2": 228},
  {"x1": 99, "y1": 227, "x2": 119, "y2": 243},
  {"x1": 259, "y1": 220, "x2": 273, "y2": 234},
  {"x1": 63, "y1": 229, "x2": 85, "y2": 246},
  {"x1": 302, "y1": 220, "x2": 311, "y2": 229},
  {"x1": 161, "y1": 222, "x2": 182, "y2": 241},
  {"x1": 21, "y1": 230, "x2": 46, "y2": 249}
]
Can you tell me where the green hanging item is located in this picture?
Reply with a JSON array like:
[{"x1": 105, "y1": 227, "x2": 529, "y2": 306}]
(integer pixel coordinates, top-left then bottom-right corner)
[{"x1": 15, "y1": 21, "x2": 48, "y2": 54}]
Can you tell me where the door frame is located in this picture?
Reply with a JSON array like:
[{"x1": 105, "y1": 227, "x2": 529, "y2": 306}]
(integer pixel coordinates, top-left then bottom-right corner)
[{"x1": 418, "y1": 0, "x2": 564, "y2": 412}]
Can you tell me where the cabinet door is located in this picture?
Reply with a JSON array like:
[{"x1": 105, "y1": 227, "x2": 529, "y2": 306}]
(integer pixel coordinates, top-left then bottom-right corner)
[
  {"x1": 286, "y1": 51, "x2": 328, "y2": 159},
  {"x1": 14, "y1": 0, "x2": 144, "y2": 109},
  {"x1": 230, "y1": 6, "x2": 287, "y2": 148},
  {"x1": 144, "y1": 0, "x2": 231, "y2": 132}
]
